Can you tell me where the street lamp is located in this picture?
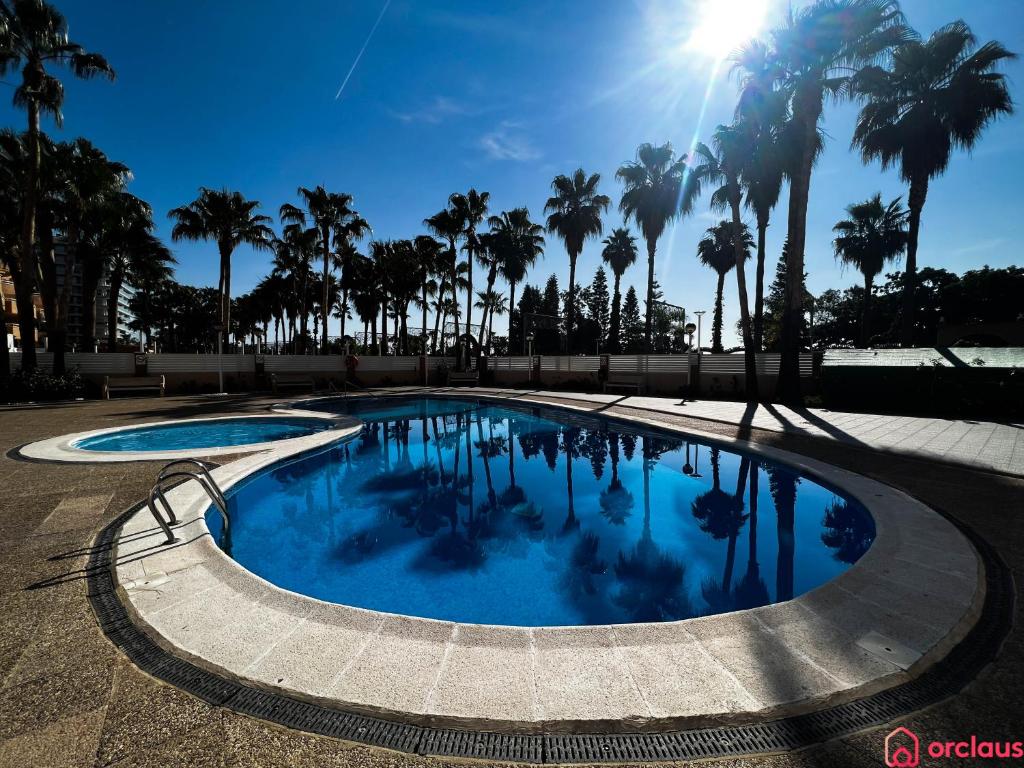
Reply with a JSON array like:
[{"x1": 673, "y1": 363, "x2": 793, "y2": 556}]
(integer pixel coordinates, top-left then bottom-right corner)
[{"x1": 693, "y1": 310, "x2": 706, "y2": 354}]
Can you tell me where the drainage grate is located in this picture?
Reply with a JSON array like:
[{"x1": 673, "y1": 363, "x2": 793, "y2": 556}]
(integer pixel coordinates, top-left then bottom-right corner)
[{"x1": 88, "y1": 502, "x2": 1013, "y2": 764}]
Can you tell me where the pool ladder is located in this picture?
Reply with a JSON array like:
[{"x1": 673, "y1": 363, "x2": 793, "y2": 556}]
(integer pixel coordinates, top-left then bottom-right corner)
[{"x1": 148, "y1": 459, "x2": 230, "y2": 551}]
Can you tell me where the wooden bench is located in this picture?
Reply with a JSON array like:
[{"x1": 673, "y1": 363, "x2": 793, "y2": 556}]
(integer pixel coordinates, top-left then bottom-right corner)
[
  {"x1": 603, "y1": 373, "x2": 646, "y2": 395},
  {"x1": 270, "y1": 373, "x2": 315, "y2": 394},
  {"x1": 446, "y1": 370, "x2": 479, "y2": 387},
  {"x1": 103, "y1": 375, "x2": 165, "y2": 399}
]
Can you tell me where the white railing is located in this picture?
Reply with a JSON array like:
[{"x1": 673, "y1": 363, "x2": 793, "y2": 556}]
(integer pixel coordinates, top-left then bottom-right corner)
[
  {"x1": 489, "y1": 356, "x2": 532, "y2": 371},
  {"x1": 149, "y1": 354, "x2": 253, "y2": 373},
  {"x1": 699, "y1": 353, "x2": 814, "y2": 377},
  {"x1": 264, "y1": 356, "x2": 340, "y2": 372},
  {"x1": 8, "y1": 352, "x2": 135, "y2": 374}
]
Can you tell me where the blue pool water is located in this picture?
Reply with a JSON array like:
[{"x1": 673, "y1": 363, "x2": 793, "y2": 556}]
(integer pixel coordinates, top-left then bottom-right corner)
[
  {"x1": 208, "y1": 398, "x2": 875, "y2": 626},
  {"x1": 76, "y1": 417, "x2": 334, "y2": 452}
]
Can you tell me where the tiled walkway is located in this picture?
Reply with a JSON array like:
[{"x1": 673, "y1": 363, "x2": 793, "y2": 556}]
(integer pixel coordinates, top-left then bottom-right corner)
[{"x1": 0, "y1": 392, "x2": 1021, "y2": 767}]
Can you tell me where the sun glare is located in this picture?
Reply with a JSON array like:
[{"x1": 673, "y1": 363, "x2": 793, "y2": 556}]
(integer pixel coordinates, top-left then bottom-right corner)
[{"x1": 684, "y1": 0, "x2": 770, "y2": 59}]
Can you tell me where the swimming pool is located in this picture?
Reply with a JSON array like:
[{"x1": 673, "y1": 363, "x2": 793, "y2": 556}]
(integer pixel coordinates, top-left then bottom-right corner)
[
  {"x1": 74, "y1": 416, "x2": 336, "y2": 452},
  {"x1": 208, "y1": 397, "x2": 875, "y2": 626}
]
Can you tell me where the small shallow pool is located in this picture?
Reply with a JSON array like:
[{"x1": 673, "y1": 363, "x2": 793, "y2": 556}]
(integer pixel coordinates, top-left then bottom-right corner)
[
  {"x1": 209, "y1": 397, "x2": 875, "y2": 626},
  {"x1": 75, "y1": 417, "x2": 335, "y2": 452}
]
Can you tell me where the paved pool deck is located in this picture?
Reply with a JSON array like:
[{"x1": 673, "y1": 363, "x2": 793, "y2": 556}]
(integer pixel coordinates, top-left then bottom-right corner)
[{"x1": 0, "y1": 390, "x2": 1022, "y2": 767}]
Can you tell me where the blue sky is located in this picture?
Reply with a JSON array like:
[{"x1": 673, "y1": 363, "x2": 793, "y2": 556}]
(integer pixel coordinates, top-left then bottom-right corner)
[{"x1": 3, "y1": 0, "x2": 1021, "y2": 345}]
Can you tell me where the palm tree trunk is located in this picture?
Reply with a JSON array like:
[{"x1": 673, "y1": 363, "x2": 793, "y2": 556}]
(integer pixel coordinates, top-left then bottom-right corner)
[
  {"x1": 340, "y1": 287, "x2": 348, "y2": 340},
  {"x1": 321, "y1": 226, "x2": 330, "y2": 354},
  {"x1": 731, "y1": 198, "x2": 759, "y2": 403},
  {"x1": 380, "y1": 295, "x2": 388, "y2": 355},
  {"x1": 777, "y1": 98, "x2": 820, "y2": 405},
  {"x1": 107, "y1": 266, "x2": 124, "y2": 352},
  {"x1": 610, "y1": 273, "x2": 622, "y2": 354},
  {"x1": 508, "y1": 281, "x2": 517, "y2": 353},
  {"x1": 566, "y1": 251, "x2": 578, "y2": 353},
  {"x1": 421, "y1": 285, "x2": 428, "y2": 355},
  {"x1": 900, "y1": 177, "x2": 928, "y2": 348},
  {"x1": 432, "y1": 300, "x2": 442, "y2": 353},
  {"x1": 860, "y1": 274, "x2": 873, "y2": 349},
  {"x1": 219, "y1": 242, "x2": 233, "y2": 353},
  {"x1": 478, "y1": 264, "x2": 496, "y2": 344},
  {"x1": 643, "y1": 238, "x2": 656, "y2": 354},
  {"x1": 17, "y1": 97, "x2": 42, "y2": 371},
  {"x1": 463, "y1": 243, "x2": 474, "y2": 368},
  {"x1": 753, "y1": 215, "x2": 768, "y2": 351},
  {"x1": 712, "y1": 273, "x2": 725, "y2": 353}
]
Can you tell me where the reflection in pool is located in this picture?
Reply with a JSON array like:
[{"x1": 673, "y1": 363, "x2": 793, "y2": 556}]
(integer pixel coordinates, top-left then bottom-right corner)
[{"x1": 210, "y1": 398, "x2": 874, "y2": 626}]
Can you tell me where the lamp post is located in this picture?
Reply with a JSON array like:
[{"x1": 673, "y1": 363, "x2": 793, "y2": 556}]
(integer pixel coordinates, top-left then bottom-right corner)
[{"x1": 693, "y1": 310, "x2": 705, "y2": 354}]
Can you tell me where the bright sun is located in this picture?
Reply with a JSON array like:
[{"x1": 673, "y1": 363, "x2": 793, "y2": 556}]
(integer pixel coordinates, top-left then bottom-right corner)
[{"x1": 684, "y1": 0, "x2": 770, "y2": 60}]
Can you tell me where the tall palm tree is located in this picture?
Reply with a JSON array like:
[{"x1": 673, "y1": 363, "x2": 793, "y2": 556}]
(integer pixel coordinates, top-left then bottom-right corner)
[
  {"x1": 732, "y1": 40, "x2": 787, "y2": 350},
  {"x1": 448, "y1": 189, "x2": 489, "y2": 364},
  {"x1": 168, "y1": 188, "x2": 274, "y2": 350},
  {"x1": 423, "y1": 207, "x2": 464, "y2": 353},
  {"x1": 544, "y1": 169, "x2": 609, "y2": 352},
  {"x1": 600, "y1": 227, "x2": 638, "y2": 354},
  {"x1": 488, "y1": 207, "x2": 544, "y2": 350},
  {"x1": 616, "y1": 143, "x2": 686, "y2": 352},
  {"x1": 851, "y1": 21, "x2": 1015, "y2": 347},
  {"x1": 832, "y1": 193, "x2": 907, "y2": 347},
  {"x1": 412, "y1": 234, "x2": 444, "y2": 353},
  {"x1": 684, "y1": 128, "x2": 760, "y2": 402},
  {"x1": 696, "y1": 220, "x2": 753, "y2": 353},
  {"x1": 744, "y1": 0, "x2": 911, "y2": 402},
  {"x1": 46, "y1": 138, "x2": 129, "y2": 371},
  {"x1": 0, "y1": 0, "x2": 114, "y2": 369},
  {"x1": 271, "y1": 222, "x2": 317, "y2": 352},
  {"x1": 280, "y1": 186, "x2": 368, "y2": 352}
]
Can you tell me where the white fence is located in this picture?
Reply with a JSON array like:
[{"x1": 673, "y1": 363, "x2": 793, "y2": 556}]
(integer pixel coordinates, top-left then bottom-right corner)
[{"x1": 699, "y1": 353, "x2": 815, "y2": 377}]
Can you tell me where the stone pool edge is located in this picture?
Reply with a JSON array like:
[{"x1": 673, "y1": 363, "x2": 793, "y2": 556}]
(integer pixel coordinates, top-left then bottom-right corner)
[{"x1": 111, "y1": 390, "x2": 985, "y2": 735}]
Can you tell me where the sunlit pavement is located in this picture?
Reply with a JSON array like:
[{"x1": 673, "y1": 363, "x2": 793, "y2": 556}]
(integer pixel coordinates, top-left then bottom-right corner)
[{"x1": 0, "y1": 390, "x2": 1021, "y2": 767}]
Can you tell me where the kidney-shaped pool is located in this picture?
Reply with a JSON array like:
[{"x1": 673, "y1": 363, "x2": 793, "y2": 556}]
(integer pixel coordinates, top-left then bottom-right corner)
[{"x1": 207, "y1": 397, "x2": 875, "y2": 626}]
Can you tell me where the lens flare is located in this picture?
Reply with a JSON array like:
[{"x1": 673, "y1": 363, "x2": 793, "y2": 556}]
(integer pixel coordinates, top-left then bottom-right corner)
[{"x1": 684, "y1": 0, "x2": 770, "y2": 59}]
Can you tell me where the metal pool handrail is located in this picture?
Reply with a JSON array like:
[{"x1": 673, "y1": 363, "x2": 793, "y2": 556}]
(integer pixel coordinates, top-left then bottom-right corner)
[{"x1": 147, "y1": 460, "x2": 230, "y2": 550}]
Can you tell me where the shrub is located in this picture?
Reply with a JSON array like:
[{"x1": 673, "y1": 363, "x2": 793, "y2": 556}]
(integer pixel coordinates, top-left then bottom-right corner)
[{"x1": 0, "y1": 367, "x2": 85, "y2": 403}]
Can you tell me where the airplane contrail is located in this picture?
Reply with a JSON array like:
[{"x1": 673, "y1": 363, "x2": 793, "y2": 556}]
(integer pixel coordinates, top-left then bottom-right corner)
[{"x1": 335, "y1": 0, "x2": 393, "y2": 100}]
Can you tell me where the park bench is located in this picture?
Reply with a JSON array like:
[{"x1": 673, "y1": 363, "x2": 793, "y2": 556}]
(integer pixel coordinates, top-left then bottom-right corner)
[
  {"x1": 103, "y1": 375, "x2": 165, "y2": 399},
  {"x1": 446, "y1": 370, "x2": 479, "y2": 387},
  {"x1": 270, "y1": 373, "x2": 315, "y2": 394},
  {"x1": 603, "y1": 373, "x2": 646, "y2": 395}
]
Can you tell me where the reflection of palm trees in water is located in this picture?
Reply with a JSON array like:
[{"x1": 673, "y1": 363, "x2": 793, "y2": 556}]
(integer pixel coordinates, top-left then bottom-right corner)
[
  {"x1": 599, "y1": 432, "x2": 635, "y2": 525},
  {"x1": 613, "y1": 435, "x2": 692, "y2": 622},
  {"x1": 560, "y1": 426, "x2": 583, "y2": 532},
  {"x1": 768, "y1": 466, "x2": 799, "y2": 602},
  {"x1": 821, "y1": 499, "x2": 875, "y2": 564},
  {"x1": 731, "y1": 460, "x2": 770, "y2": 610},
  {"x1": 692, "y1": 449, "x2": 751, "y2": 613}
]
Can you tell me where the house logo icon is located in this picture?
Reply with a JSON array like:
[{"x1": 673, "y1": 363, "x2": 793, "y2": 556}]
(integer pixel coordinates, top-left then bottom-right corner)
[{"x1": 885, "y1": 726, "x2": 920, "y2": 767}]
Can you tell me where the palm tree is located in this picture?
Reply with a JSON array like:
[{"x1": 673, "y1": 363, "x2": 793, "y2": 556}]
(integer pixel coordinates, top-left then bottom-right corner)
[
  {"x1": 545, "y1": 169, "x2": 609, "y2": 352},
  {"x1": 697, "y1": 221, "x2": 753, "y2": 353},
  {"x1": 280, "y1": 186, "x2": 368, "y2": 352},
  {"x1": 616, "y1": 143, "x2": 686, "y2": 353},
  {"x1": 412, "y1": 234, "x2": 444, "y2": 353},
  {"x1": 449, "y1": 189, "x2": 489, "y2": 364},
  {"x1": 168, "y1": 188, "x2": 274, "y2": 350},
  {"x1": 271, "y1": 222, "x2": 317, "y2": 352},
  {"x1": 424, "y1": 207, "x2": 464, "y2": 353},
  {"x1": 488, "y1": 207, "x2": 544, "y2": 350},
  {"x1": 46, "y1": 138, "x2": 129, "y2": 371},
  {"x1": 600, "y1": 227, "x2": 638, "y2": 354},
  {"x1": 104, "y1": 197, "x2": 174, "y2": 352},
  {"x1": 832, "y1": 194, "x2": 907, "y2": 347},
  {"x1": 743, "y1": 0, "x2": 911, "y2": 402},
  {"x1": 684, "y1": 128, "x2": 760, "y2": 402},
  {"x1": 0, "y1": 0, "x2": 114, "y2": 369},
  {"x1": 851, "y1": 21, "x2": 1015, "y2": 347},
  {"x1": 732, "y1": 41, "x2": 787, "y2": 350}
]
